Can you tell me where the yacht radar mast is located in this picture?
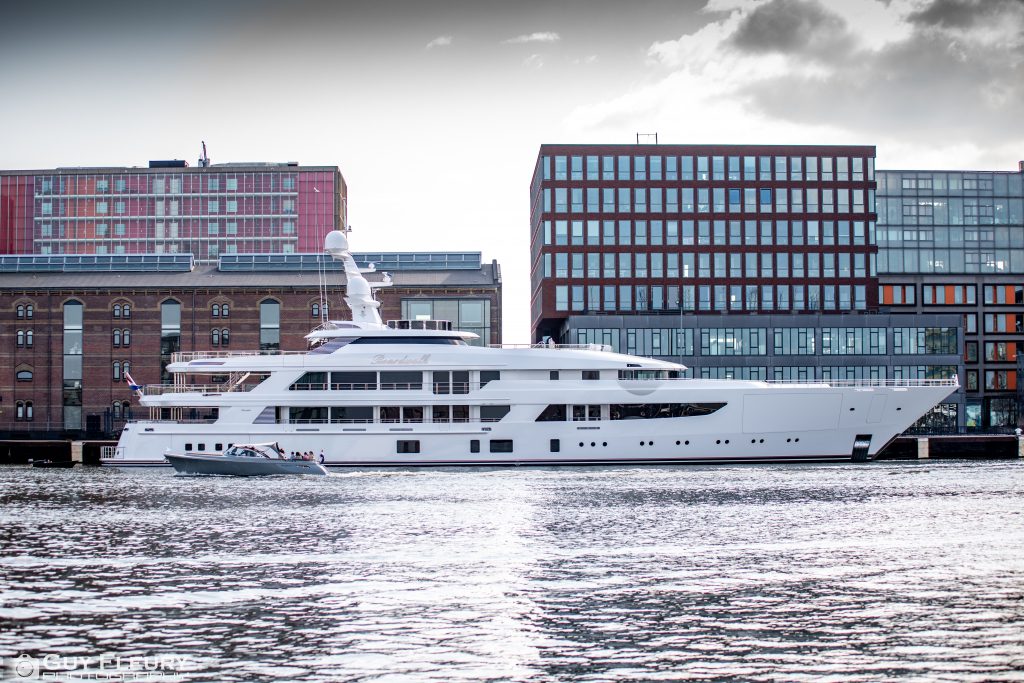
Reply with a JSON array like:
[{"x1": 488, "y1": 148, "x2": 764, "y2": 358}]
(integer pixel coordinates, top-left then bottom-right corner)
[{"x1": 324, "y1": 229, "x2": 391, "y2": 326}]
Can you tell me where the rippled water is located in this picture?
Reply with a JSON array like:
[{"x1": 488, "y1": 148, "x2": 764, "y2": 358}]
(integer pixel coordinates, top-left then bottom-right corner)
[{"x1": 1, "y1": 461, "x2": 1023, "y2": 682}]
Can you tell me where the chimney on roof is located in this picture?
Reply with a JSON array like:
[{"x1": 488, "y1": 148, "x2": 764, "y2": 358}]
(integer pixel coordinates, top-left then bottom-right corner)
[{"x1": 1019, "y1": 160, "x2": 1024, "y2": 172}]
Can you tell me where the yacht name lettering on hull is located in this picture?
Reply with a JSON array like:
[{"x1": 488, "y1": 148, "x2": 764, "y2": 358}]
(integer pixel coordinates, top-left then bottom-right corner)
[{"x1": 371, "y1": 354, "x2": 431, "y2": 366}]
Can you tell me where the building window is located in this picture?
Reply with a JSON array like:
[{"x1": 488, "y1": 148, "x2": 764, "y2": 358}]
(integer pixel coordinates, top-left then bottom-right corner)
[
  {"x1": 161, "y1": 300, "x2": 181, "y2": 383},
  {"x1": 16, "y1": 401, "x2": 33, "y2": 421},
  {"x1": 63, "y1": 301, "x2": 84, "y2": 430},
  {"x1": 260, "y1": 299, "x2": 281, "y2": 352},
  {"x1": 112, "y1": 361, "x2": 121, "y2": 381},
  {"x1": 16, "y1": 368, "x2": 33, "y2": 382},
  {"x1": 212, "y1": 329, "x2": 220, "y2": 347}
]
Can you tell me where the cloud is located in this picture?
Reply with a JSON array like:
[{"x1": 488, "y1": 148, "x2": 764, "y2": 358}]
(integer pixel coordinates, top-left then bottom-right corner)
[
  {"x1": 503, "y1": 32, "x2": 560, "y2": 44},
  {"x1": 728, "y1": 0, "x2": 856, "y2": 60},
  {"x1": 425, "y1": 35, "x2": 452, "y2": 49},
  {"x1": 568, "y1": 0, "x2": 1024, "y2": 169},
  {"x1": 523, "y1": 54, "x2": 544, "y2": 69}
]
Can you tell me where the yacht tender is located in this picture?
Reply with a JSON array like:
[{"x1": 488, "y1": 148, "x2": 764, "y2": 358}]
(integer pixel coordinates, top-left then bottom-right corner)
[{"x1": 103, "y1": 230, "x2": 957, "y2": 468}]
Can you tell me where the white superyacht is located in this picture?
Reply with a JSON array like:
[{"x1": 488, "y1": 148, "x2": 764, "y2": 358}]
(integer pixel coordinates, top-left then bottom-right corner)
[{"x1": 103, "y1": 230, "x2": 956, "y2": 468}]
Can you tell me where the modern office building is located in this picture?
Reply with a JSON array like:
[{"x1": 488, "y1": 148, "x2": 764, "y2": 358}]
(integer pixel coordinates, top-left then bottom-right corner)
[
  {"x1": 876, "y1": 163, "x2": 1024, "y2": 428},
  {"x1": 0, "y1": 160, "x2": 345, "y2": 263},
  {"x1": 530, "y1": 144, "x2": 965, "y2": 430},
  {"x1": 0, "y1": 252, "x2": 501, "y2": 439}
]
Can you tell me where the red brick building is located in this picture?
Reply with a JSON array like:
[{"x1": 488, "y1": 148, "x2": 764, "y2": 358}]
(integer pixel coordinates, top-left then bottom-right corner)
[{"x1": 0, "y1": 255, "x2": 501, "y2": 438}]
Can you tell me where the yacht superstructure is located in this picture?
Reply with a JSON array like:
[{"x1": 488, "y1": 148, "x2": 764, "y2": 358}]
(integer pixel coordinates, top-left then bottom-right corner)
[{"x1": 102, "y1": 231, "x2": 957, "y2": 468}]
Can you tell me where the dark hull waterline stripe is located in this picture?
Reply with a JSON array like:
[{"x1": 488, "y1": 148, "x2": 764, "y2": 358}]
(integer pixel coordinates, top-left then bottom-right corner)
[{"x1": 102, "y1": 454, "x2": 856, "y2": 468}]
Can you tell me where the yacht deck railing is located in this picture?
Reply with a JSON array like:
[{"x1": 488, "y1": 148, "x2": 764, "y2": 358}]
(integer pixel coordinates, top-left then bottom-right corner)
[{"x1": 171, "y1": 350, "x2": 308, "y2": 363}]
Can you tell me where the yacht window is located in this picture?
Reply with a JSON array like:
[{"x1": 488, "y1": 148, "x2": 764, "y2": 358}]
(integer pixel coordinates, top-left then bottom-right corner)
[
  {"x1": 583, "y1": 370, "x2": 600, "y2": 380},
  {"x1": 381, "y1": 406, "x2": 400, "y2": 422},
  {"x1": 397, "y1": 440, "x2": 420, "y2": 454},
  {"x1": 331, "y1": 406, "x2": 372, "y2": 423},
  {"x1": 403, "y1": 406, "x2": 424, "y2": 423},
  {"x1": 490, "y1": 440, "x2": 514, "y2": 453},
  {"x1": 349, "y1": 337, "x2": 465, "y2": 345},
  {"x1": 332, "y1": 371, "x2": 376, "y2": 390},
  {"x1": 480, "y1": 405, "x2": 510, "y2": 422},
  {"x1": 308, "y1": 339, "x2": 352, "y2": 354},
  {"x1": 609, "y1": 403, "x2": 726, "y2": 420},
  {"x1": 433, "y1": 405, "x2": 450, "y2": 422},
  {"x1": 536, "y1": 404, "x2": 567, "y2": 422},
  {"x1": 470, "y1": 439, "x2": 480, "y2": 453},
  {"x1": 433, "y1": 371, "x2": 470, "y2": 394},
  {"x1": 290, "y1": 406, "x2": 328, "y2": 423},
  {"x1": 380, "y1": 371, "x2": 422, "y2": 390},
  {"x1": 198, "y1": 443, "x2": 205, "y2": 452},
  {"x1": 290, "y1": 372, "x2": 327, "y2": 390},
  {"x1": 550, "y1": 371, "x2": 559, "y2": 380},
  {"x1": 618, "y1": 369, "x2": 667, "y2": 380},
  {"x1": 452, "y1": 405, "x2": 470, "y2": 422},
  {"x1": 550, "y1": 439, "x2": 560, "y2": 453},
  {"x1": 572, "y1": 405, "x2": 587, "y2": 421},
  {"x1": 185, "y1": 443, "x2": 193, "y2": 451},
  {"x1": 480, "y1": 371, "x2": 500, "y2": 388}
]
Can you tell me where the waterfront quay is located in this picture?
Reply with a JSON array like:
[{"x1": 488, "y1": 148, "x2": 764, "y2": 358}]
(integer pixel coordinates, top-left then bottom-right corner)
[{"x1": 0, "y1": 434, "x2": 1020, "y2": 465}]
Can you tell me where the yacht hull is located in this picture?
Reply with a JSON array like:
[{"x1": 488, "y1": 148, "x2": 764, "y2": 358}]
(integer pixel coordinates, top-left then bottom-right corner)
[
  {"x1": 164, "y1": 452, "x2": 329, "y2": 476},
  {"x1": 103, "y1": 381, "x2": 954, "y2": 468}
]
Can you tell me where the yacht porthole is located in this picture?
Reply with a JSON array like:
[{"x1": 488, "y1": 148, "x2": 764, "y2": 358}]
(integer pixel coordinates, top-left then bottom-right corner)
[
  {"x1": 759, "y1": 439, "x2": 764, "y2": 443},
  {"x1": 675, "y1": 440, "x2": 680, "y2": 445},
  {"x1": 602, "y1": 442, "x2": 607, "y2": 447},
  {"x1": 724, "y1": 440, "x2": 729, "y2": 444},
  {"x1": 591, "y1": 442, "x2": 596, "y2": 447},
  {"x1": 795, "y1": 438, "x2": 800, "y2": 442},
  {"x1": 684, "y1": 440, "x2": 689, "y2": 445},
  {"x1": 750, "y1": 439, "x2": 756, "y2": 444},
  {"x1": 715, "y1": 439, "x2": 721, "y2": 445},
  {"x1": 579, "y1": 442, "x2": 584, "y2": 447},
  {"x1": 786, "y1": 438, "x2": 791, "y2": 442}
]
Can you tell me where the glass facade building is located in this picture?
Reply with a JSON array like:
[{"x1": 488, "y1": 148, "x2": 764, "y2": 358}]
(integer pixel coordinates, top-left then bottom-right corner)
[
  {"x1": 877, "y1": 164, "x2": 1024, "y2": 428},
  {"x1": 0, "y1": 162, "x2": 345, "y2": 263},
  {"x1": 530, "y1": 144, "x2": 966, "y2": 430}
]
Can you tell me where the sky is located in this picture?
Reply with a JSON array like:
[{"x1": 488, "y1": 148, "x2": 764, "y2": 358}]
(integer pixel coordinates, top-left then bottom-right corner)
[{"x1": 1, "y1": 0, "x2": 1022, "y2": 342}]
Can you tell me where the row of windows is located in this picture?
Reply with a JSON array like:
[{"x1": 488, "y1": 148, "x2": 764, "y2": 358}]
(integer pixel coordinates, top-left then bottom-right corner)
[
  {"x1": 877, "y1": 196, "x2": 1023, "y2": 227},
  {"x1": 693, "y1": 366, "x2": 957, "y2": 381},
  {"x1": 542, "y1": 218, "x2": 872, "y2": 247},
  {"x1": 887, "y1": 284, "x2": 1024, "y2": 306},
  {"x1": 545, "y1": 250, "x2": 871, "y2": 280},
  {"x1": 877, "y1": 248, "x2": 1024, "y2": 274},
  {"x1": 39, "y1": 198, "x2": 298, "y2": 216},
  {"x1": 37, "y1": 220, "x2": 299, "y2": 239},
  {"x1": 554, "y1": 284, "x2": 870, "y2": 313},
  {"x1": 877, "y1": 226, "x2": 1024, "y2": 249},
  {"x1": 282, "y1": 405, "x2": 510, "y2": 424},
  {"x1": 16, "y1": 330, "x2": 33, "y2": 347},
  {"x1": 18, "y1": 299, "x2": 326, "y2": 322},
  {"x1": 572, "y1": 326, "x2": 955, "y2": 357},
  {"x1": 38, "y1": 174, "x2": 300, "y2": 194},
  {"x1": 878, "y1": 171, "x2": 1022, "y2": 196},
  {"x1": 542, "y1": 186, "x2": 871, "y2": 215},
  {"x1": 543, "y1": 154, "x2": 873, "y2": 183}
]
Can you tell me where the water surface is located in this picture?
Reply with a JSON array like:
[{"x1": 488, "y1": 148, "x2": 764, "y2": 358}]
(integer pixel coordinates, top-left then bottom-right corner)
[{"x1": 1, "y1": 461, "x2": 1022, "y2": 681}]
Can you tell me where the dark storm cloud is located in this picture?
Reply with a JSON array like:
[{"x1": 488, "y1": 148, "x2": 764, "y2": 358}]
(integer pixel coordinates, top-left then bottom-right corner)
[
  {"x1": 728, "y1": 0, "x2": 855, "y2": 59},
  {"x1": 907, "y1": 0, "x2": 1023, "y2": 30},
  {"x1": 736, "y1": 13, "x2": 1024, "y2": 145}
]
